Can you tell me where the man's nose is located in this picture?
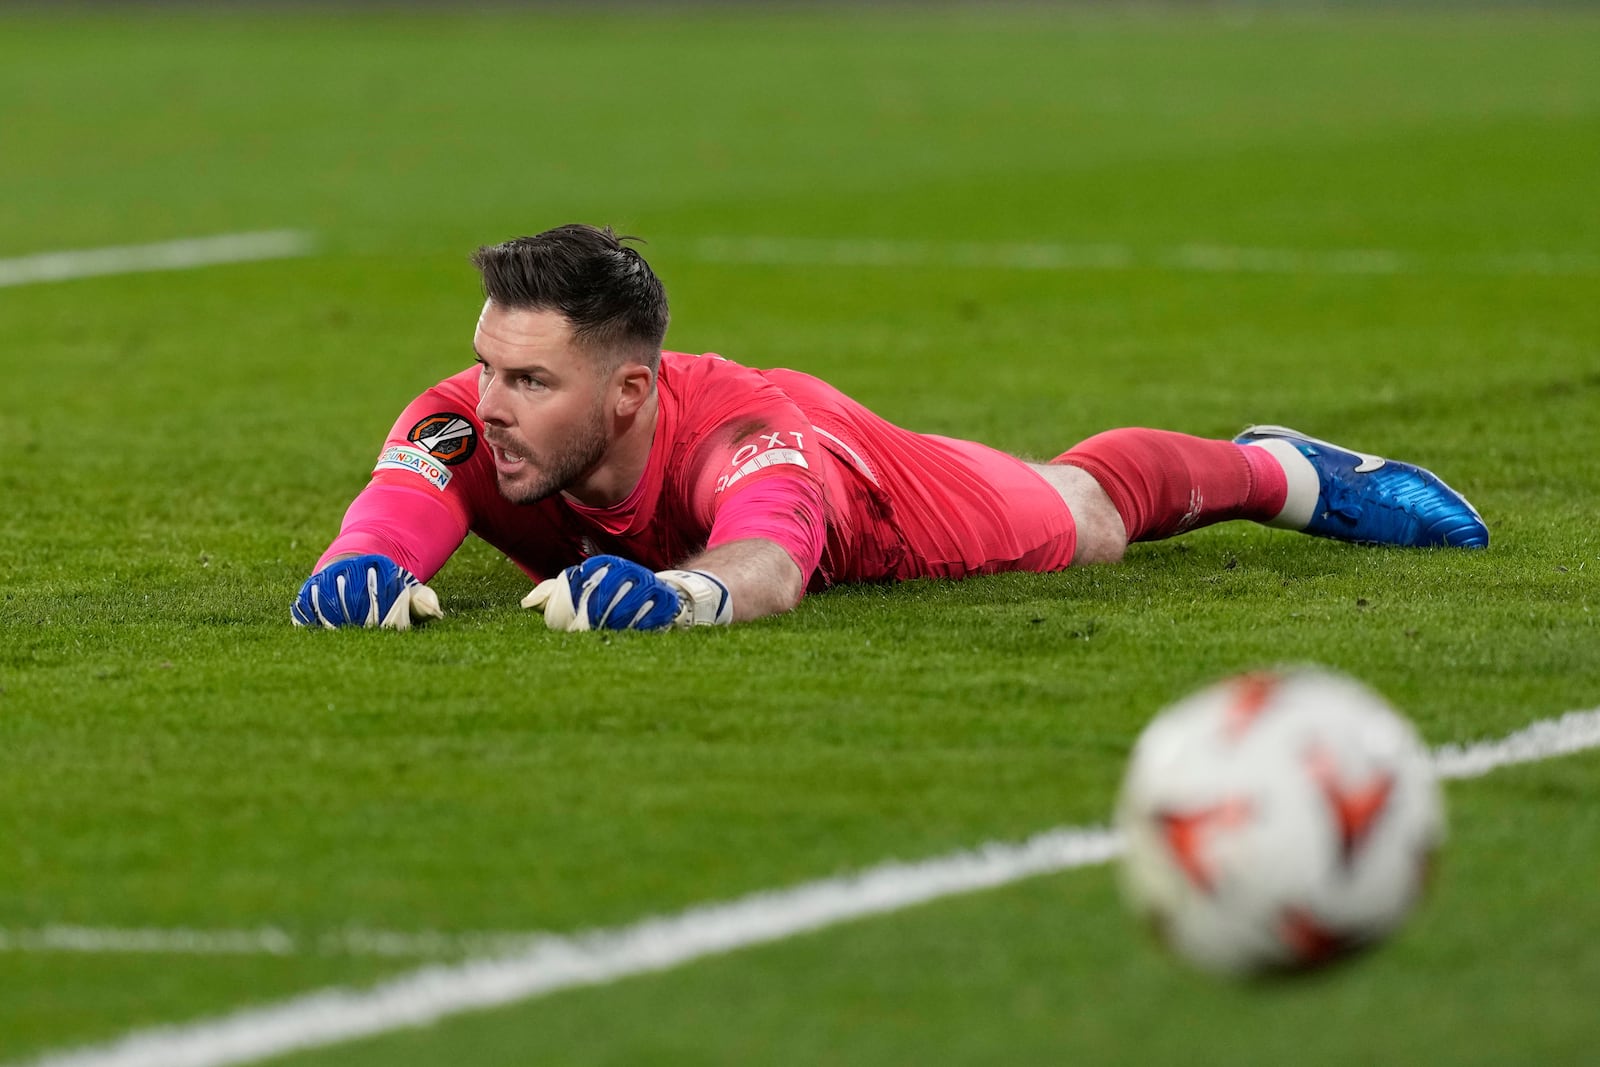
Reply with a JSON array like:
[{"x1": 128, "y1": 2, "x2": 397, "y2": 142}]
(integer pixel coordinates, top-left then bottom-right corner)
[{"x1": 476, "y1": 376, "x2": 507, "y2": 426}]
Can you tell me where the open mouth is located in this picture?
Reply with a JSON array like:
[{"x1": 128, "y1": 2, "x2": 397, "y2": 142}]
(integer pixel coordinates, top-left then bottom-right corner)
[{"x1": 488, "y1": 442, "x2": 529, "y2": 473}]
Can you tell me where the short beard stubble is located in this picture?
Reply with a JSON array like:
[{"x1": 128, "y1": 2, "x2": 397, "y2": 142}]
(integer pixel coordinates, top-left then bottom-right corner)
[{"x1": 492, "y1": 399, "x2": 611, "y2": 506}]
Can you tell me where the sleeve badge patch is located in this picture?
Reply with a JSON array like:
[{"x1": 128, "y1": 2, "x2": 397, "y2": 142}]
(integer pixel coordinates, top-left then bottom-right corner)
[
  {"x1": 375, "y1": 444, "x2": 451, "y2": 490},
  {"x1": 406, "y1": 413, "x2": 478, "y2": 466}
]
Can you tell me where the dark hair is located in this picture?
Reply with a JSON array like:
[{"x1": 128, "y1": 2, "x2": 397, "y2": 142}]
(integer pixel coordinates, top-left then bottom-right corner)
[{"x1": 470, "y1": 224, "x2": 669, "y2": 369}]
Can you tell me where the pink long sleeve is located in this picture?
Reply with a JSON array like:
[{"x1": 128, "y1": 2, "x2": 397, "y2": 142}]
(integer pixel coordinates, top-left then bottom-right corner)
[
  {"x1": 703, "y1": 474, "x2": 827, "y2": 581},
  {"x1": 315, "y1": 481, "x2": 469, "y2": 582}
]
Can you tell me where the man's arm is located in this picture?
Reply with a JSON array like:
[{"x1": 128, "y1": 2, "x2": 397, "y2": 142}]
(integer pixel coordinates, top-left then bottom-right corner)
[
  {"x1": 292, "y1": 475, "x2": 472, "y2": 629},
  {"x1": 314, "y1": 480, "x2": 470, "y2": 582},
  {"x1": 294, "y1": 374, "x2": 485, "y2": 627},
  {"x1": 523, "y1": 469, "x2": 820, "y2": 632},
  {"x1": 522, "y1": 538, "x2": 803, "y2": 633},
  {"x1": 679, "y1": 537, "x2": 804, "y2": 622},
  {"x1": 292, "y1": 479, "x2": 464, "y2": 630}
]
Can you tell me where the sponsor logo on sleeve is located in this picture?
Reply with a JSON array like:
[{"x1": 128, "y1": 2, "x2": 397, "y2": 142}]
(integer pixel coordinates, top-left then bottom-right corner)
[
  {"x1": 375, "y1": 444, "x2": 452, "y2": 490},
  {"x1": 715, "y1": 429, "x2": 809, "y2": 494},
  {"x1": 406, "y1": 413, "x2": 478, "y2": 466}
]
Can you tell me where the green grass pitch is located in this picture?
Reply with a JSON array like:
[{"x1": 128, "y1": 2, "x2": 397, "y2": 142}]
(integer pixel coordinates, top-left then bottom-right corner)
[{"x1": 2, "y1": 5, "x2": 1598, "y2": 1063}]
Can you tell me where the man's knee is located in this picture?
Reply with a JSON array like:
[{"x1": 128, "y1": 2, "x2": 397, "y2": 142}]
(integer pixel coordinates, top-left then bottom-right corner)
[{"x1": 1029, "y1": 463, "x2": 1128, "y2": 565}]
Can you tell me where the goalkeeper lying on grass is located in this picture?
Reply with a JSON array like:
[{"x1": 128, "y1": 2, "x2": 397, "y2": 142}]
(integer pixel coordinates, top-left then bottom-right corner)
[{"x1": 293, "y1": 224, "x2": 1486, "y2": 634}]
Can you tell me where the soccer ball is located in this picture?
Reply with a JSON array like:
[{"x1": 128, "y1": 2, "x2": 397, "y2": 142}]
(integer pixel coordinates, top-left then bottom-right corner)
[{"x1": 1115, "y1": 667, "x2": 1444, "y2": 976}]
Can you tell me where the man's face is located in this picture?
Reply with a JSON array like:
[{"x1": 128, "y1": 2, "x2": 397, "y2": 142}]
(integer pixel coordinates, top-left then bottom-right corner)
[{"x1": 473, "y1": 303, "x2": 613, "y2": 505}]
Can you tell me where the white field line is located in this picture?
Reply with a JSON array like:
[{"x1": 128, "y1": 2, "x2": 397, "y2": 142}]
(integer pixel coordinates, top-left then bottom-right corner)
[
  {"x1": 0, "y1": 232, "x2": 315, "y2": 289},
  {"x1": 689, "y1": 236, "x2": 1600, "y2": 276},
  {"x1": 12, "y1": 829, "x2": 1122, "y2": 1067},
  {"x1": 1431, "y1": 707, "x2": 1600, "y2": 781},
  {"x1": 13, "y1": 703, "x2": 1600, "y2": 1067}
]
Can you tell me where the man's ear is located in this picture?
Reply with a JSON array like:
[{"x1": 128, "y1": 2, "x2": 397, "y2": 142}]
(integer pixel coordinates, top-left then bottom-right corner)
[{"x1": 612, "y1": 361, "x2": 655, "y2": 417}]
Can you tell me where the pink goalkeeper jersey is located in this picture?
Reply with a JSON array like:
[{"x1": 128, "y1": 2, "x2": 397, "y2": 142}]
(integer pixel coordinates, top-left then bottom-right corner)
[{"x1": 318, "y1": 351, "x2": 1076, "y2": 590}]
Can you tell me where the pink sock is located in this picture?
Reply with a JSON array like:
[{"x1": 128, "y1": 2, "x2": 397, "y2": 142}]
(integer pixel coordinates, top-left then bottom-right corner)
[{"x1": 1053, "y1": 429, "x2": 1289, "y2": 542}]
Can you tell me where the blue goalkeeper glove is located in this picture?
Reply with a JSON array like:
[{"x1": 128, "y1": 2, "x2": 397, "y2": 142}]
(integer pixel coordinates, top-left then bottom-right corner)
[
  {"x1": 521, "y1": 554, "x2": 733, "y2": 632},
  {"x1": 291, "y1": 553, "x2": 444, "y2": 630}
]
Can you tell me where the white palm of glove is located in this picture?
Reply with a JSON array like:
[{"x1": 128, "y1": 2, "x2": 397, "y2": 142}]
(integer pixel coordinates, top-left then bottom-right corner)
[
  {"x1": 379, "y1": 581, "x2": 444, "y2": 631},
  {"x1": 521, "y1": 574, "x2": 584, "y2": 631}
]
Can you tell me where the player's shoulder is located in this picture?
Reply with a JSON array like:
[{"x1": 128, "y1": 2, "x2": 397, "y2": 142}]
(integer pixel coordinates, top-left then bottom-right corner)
[
  {"x1": 659, "y1": 348, "x2": 784, "y2": 400},
  {"x1": 377, "y1": 367, "x2": 484, "y2": 487},
  {"x1": 660, "y1": 349, "x2": 745, "y2": 382},
  {"x1": 421, "y1": 366, "x2": 482, "y2": 410},
  {"x1": 388, "y1": 366, "x2": 481, "y2": 423}
]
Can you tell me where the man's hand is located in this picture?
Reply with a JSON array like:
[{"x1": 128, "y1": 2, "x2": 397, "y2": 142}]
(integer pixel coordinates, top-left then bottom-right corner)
[
  {"x1": 292, "y1": 554, "x2": 443, "y2": 630},
  {"x1": 521, "y1": 555, "x2": 732, "y2": 632}
]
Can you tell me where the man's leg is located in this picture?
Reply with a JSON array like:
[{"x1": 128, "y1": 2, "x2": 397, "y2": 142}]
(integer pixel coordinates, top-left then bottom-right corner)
[
  {"x1": 1026, "y1": 461, "x2": 1131, "y2": 565},
  {"x1": 1042, "y1": 429, "x2": 1291, "y2": 551},
  {"x1": 1040, "y1": 426, "x2": 1487, "y2": 553}
]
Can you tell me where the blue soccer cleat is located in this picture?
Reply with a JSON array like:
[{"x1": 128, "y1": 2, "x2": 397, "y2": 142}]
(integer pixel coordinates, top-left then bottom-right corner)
[{"x1": 1234, "y1": 425, "x2": 1488, "y2": 548}]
